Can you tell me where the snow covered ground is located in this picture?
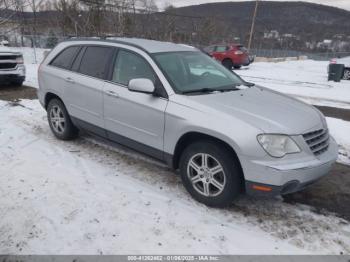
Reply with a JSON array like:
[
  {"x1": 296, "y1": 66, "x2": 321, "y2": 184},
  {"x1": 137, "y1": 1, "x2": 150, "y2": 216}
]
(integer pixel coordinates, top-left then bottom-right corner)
[
  {"x1": 0, "y1": 99, "x2": 350, "y2": 254},
  {"x1": 237, "y1": 60, "x2": 350, "y2": 109}
]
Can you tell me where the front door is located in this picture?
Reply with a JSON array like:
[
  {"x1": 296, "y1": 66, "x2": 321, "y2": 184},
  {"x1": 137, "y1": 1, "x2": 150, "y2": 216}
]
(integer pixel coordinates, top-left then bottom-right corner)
[{"x1": 103, "y1": 49, "x2": 168, "y2": 158}]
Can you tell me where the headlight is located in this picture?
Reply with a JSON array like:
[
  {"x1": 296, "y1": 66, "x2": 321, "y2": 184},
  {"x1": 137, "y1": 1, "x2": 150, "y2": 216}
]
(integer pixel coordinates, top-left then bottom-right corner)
[
  {"x1": 16, "y1": 56, "x2": 24, "y2": 64},
  {"x1": 257, "y1": 134, "x2": 301, "y2": 158}
]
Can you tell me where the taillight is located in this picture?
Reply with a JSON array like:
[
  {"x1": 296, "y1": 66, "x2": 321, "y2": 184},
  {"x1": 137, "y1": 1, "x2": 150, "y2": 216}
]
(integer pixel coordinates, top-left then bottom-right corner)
[
  {"x1": 16, "y1": 56, "x2": 24, "y2": 64},
  {"x1": 234, "y1": 50, "x2": 244, "y2": 55}
]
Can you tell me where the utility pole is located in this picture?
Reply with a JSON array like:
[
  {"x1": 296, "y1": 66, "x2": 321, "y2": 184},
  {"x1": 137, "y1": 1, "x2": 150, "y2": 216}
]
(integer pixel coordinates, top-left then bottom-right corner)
[{"x1": 247, "y1": 0, "x2": 259, "y2": 52}]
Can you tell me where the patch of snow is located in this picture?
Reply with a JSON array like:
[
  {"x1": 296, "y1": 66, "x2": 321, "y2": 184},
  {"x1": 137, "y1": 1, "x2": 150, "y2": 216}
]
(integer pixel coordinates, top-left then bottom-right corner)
[
  {"x1": 0, "y1": 99, "x2": 350, "y2": 254},
  {"x1": 237, "y1": 60, "x2": 350, "y2": 108}
]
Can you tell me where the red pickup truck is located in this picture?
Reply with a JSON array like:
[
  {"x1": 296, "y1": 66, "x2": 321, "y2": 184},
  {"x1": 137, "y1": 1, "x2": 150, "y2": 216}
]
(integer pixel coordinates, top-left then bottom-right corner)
[{"x1": 203, "y1": 44, "x2": 252, "y2": 70}]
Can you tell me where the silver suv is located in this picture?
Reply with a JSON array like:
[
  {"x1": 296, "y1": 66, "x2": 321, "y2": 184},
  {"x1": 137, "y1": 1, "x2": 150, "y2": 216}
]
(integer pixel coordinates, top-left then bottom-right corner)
[{"x1": 38, "y1": 38, "x2": 338, "y2": 207}]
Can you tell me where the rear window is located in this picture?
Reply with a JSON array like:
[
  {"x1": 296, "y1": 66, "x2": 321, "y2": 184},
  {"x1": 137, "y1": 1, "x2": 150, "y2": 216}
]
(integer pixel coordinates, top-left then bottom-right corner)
[
  {"x1": 50, "y1": 46, "x2": 80, "y2": 69},
  {"x1": 78, "y1": 46, "x2": 114, "y2": 79},
  {"x1": 215, "y1": 46, "x2": 228, "y2": 52}
]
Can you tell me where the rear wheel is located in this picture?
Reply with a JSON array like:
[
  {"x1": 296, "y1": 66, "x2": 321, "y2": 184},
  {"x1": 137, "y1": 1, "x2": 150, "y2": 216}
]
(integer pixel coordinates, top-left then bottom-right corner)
[
  {"x1": 47, "y1": 98, "x2": 79, "y2": 140},
  {"x1": 179, "y1": 141, "x2": 243, "y2": 207},
  {"x1": 222, "y1": 59, "x2": 233, "y2": 70},
  {"x1": 343, "y1": 69, "x2": 350, "y2": 80}
]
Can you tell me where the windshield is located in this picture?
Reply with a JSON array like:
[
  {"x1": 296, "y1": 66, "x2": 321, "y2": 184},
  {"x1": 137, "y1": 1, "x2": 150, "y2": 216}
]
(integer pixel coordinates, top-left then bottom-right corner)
[{"x1": 153, "y1": 51, "x2": 245, "y2": 94}]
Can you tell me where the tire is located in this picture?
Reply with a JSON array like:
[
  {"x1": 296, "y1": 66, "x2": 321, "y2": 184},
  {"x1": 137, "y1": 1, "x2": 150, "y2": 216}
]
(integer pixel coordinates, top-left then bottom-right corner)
[
  {"x1": 222, "y1": 59, "x2": 233, "y2": 70},
  {"x1": 343, "y1": 69, "x2": 350, "y2": 80},
  {"x1": 179, "y1": 141, "x2": 243, "y2": 207},
  {"x1": 233, "y1": 65, "x2": 242, "y2": 69},
  {"x1": 47, "y1": 98, "x2": 79, "y2": 140}
]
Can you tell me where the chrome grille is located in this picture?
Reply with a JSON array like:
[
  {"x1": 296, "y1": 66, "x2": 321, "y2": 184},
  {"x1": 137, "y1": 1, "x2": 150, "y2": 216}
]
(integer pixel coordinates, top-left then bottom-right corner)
[
  {"x1": 303, "y1": 129, "x2": 329, "y2": 156},
  {"x1": 0, "y1": 63, "x2": 16, "y2": 69}
]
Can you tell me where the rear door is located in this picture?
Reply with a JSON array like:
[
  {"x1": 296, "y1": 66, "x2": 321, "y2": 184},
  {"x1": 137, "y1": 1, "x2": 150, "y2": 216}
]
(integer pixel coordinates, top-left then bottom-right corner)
[
  {"x1": 42, "y1": 46, "x2": 80, "y2": 105},
  {"x1": 212, "y1": 45, "x2": 229, "y2": 61},
  {"x1": 103, "y1": 49, "x2": 168, "y2": 157},
  {"x1": 64, "y1": 45, "x2": 114, "y2": 133}
]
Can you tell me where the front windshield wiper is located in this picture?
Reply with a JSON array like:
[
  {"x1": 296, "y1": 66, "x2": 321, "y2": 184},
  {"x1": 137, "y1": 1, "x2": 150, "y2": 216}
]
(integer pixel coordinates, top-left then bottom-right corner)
[
  {"x1": 243, "y1": 82, "x2": 255, "y2": 87},
  {"x1": 181, "y1": 87, "x2": 239, "y2": 94}
]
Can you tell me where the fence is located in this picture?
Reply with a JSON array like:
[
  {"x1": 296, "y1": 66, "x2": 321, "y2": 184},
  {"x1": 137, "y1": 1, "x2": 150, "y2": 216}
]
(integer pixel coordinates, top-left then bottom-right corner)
[{"x1": 250, "y1": 48, "x2": 350, "y2": 61}]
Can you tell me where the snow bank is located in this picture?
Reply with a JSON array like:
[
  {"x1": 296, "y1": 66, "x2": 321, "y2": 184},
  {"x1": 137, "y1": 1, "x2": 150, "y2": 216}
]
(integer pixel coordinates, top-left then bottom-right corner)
[{"x1": 0, "y1": 99, "x2": 349, "y2": 254}]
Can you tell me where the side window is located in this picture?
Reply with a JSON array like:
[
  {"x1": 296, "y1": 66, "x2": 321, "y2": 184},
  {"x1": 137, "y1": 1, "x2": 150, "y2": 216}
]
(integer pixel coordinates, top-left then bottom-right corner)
[
  {"x1": 112, "y1": 50, "x2": 156, "y2": 86},
  {"x1": 50, "y1": 46, "x2": 80, "y2": 70},
  {"x1": 78, "y1": 46, "x2": 114, "y2": 79},
  {"x1": 215, "y1": 46, "x2": 228, "y2": 52}
]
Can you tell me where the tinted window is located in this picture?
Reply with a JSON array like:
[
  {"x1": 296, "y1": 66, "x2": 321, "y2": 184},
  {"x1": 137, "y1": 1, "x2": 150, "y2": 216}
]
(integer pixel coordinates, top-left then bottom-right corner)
[
  {"x1": 112, "y1": 50, "x2": 156, "y2": 86},
  {"x1": 79, "y1": 46, "x2": 113, "y2": 79},
  {"x1": 50, "y1": 46, "x2": 79, "y2": 69},
  {"x1": 215, "y1": 46, "x2": 228, "y2": 52}
]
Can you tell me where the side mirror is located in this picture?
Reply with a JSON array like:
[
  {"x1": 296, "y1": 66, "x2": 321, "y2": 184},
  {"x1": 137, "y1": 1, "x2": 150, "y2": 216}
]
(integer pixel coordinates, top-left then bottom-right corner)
[{"x1": 128, "y1": 78, "x2": 155, "y2": 94}]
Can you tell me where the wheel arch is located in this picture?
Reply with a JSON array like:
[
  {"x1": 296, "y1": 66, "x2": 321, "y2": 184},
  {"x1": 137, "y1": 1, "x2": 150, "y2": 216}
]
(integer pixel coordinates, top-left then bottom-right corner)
[
  {"x1": 171, "y1": 132, "x2": 243, "y2": 175},
  {"x1": 222, "y1": 57, "x2": 233, "y2": 64},
  {"x1": 44, "y1": 92, "x2": 63, "y2": 109}
]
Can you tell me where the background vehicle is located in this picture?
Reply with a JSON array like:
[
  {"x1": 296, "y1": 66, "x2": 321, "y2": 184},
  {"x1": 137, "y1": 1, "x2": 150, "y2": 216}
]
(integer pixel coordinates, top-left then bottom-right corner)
[
  {"x1": 329, "y1": 56, "x2": 350, "y2": 80},
  {"x1": 0, "y1": 40, "x2": 9, "y2": 46},
  {"x1": 38, "y1": 38, "x2": 337, "y2": 207},
  {"x1": 203, "y1": 44, "x2": 252, "y2": 69},
  {"x1": 0, "y1": 46, "x2": 25, "y2": 86}
]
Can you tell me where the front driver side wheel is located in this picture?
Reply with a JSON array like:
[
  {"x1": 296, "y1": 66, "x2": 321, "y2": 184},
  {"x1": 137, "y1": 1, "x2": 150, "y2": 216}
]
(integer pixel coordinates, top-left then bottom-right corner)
[
  {"x1": 47, "y1": 98, "x2": 79, "y2": 140},
  {"x1": 179, "y1": 141, "x2": 243, "y2": 207}
]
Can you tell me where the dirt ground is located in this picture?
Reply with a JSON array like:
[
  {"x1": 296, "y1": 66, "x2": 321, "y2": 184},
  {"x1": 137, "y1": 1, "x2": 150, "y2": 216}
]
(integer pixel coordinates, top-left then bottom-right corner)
[
  {"x1": 1, "y1": 84, "x2": 350, "y2": 221},
  {"x1": 0, "y1": 85, "x2": 37, "y2": 101}
]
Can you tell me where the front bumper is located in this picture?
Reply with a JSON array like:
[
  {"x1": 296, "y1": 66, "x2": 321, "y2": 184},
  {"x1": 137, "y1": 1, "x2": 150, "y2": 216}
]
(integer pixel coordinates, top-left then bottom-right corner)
[
  {"x1": 243, "y1": 136, "x2": 338, "y2": 196},
  {"x1": 0, "y1": 65, "x2": 26, "y2": 80}
]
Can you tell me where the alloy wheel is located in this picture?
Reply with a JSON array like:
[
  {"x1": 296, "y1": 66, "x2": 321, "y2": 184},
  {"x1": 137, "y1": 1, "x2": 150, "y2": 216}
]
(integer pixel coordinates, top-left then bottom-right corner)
[
  {"x1": 187, "y1": 153, "x2": 226, "y2": 197},
  {"x1": 50, "y1": 105, "x2": 66, "y2": 134}
]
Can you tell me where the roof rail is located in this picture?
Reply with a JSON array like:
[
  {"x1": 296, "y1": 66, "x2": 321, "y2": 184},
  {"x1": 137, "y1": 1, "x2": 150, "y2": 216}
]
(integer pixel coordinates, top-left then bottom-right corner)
[{"x1": 63, "y1": 37, "x2": 150, "y2": 54}]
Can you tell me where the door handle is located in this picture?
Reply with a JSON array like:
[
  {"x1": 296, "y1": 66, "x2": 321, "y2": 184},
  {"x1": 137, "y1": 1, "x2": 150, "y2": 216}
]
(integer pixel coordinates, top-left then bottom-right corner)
[
  {"x1": 105, "y1": 90, "x2": 119, "y2": 98},
  {"x1": 65, "y1": 77, "x2": 75, "y2": 84}
]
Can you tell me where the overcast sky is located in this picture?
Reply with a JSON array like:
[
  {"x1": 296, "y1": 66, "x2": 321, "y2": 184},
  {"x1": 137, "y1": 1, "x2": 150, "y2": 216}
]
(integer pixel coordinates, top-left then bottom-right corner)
[{"x1": 156, "y1": 0, "x2": 350, "y2": 11}]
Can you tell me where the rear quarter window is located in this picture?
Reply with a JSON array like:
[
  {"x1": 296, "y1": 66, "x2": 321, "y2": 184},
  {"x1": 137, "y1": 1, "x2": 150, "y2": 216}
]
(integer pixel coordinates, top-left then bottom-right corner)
[{"x1": 50, "y1": 46, "x2": 80, "y2": 70}]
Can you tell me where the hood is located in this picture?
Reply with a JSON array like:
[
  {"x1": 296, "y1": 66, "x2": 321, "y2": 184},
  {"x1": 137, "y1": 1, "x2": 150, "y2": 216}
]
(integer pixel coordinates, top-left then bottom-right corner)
[
  {"x1": 177, "y1": 86, "x2": 323, "y2": 134},
  {"x1": 0, "y1": 47, "x2": 21, "y2": 55}
]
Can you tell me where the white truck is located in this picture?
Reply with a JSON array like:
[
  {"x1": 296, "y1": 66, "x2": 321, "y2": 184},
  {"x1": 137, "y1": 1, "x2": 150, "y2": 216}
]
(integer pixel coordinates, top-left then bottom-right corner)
[{"x1": 0, "y1": 46, "x2": 26, "y2": 86}]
